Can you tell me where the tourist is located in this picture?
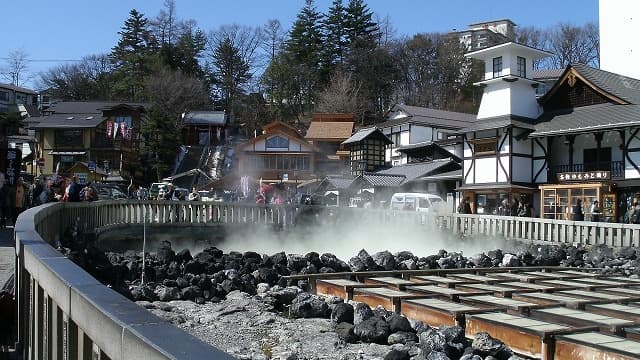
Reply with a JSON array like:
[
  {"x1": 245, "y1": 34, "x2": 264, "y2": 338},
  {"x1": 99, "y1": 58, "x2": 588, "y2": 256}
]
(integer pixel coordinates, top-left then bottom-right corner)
[
  {"x1": 163, "y1": 184, "x2": 175, "y2": 201},
  {"x1": 83, "y1": 184, "x2": 98, "y2": 202},
  {"x1": 518, "y1": 201, "x2": 533, "y2": 217},
  {"x1": 590, "y1": 200, "x2": 602, "y2": 222},
  {"x1": 510, "y1": 197, "x2": 519, "y2": 216},
  {"x1": 7, "y1": 178, "x2": 26, "y2": 226},
  {"x1": 255, "y1": 192, "x2": 265, "y2": 204},
  {"x1": 572, "y1": 199, "x2": 584, "y2": 221},
  {"x1": 66, "y1": 175, "x2": 81, "y2": 202},
  {"x1": 457, "y1": 197, "x2": 472, "y2": 214},
  {"x1": 498, "y1": 198, "x2": 510, "y2": 216},
  {"x1": 188, "y1": 186, "x2": 200, "y2": 201},
  {"x1": 629, "y1": 201, "x2": 640, "y2": 224}
]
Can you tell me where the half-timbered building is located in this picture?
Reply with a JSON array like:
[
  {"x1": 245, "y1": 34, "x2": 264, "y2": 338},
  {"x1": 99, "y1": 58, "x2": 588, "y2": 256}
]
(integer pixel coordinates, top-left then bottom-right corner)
[
  {"x1": 459, "y1": 41, "x2": 640, "y2": 222},
  {"x1": 458, "y1": 42, "x2": 551, "y2": 215}
]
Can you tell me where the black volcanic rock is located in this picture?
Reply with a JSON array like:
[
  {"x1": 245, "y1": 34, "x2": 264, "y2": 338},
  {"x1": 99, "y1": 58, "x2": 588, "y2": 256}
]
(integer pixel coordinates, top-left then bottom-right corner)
[
  {"x1": 353, "y1": 302, "x2": 374, "y2": 325},
  {"x1": 386, "y1": 313, "x2": 412, "y2": 333},
  {"x1": 156, "y1": 240, "x2": 175, "y2": 264},
  {"x1": 290, "y1": 292, "x2": 329, "y2": 318},
  {"x1": 354, "y1": 316, "x2": 390, "y2": 344},
  {"x1": 373, "y1": 251, "x2": 396, "y2": 271},
  {"x1": 331, "y1": 302, "x2": 354, "y2": 324}
]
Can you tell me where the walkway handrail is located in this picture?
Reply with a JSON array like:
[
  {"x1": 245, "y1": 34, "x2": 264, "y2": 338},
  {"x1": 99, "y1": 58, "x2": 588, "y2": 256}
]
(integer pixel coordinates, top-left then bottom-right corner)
[
  {"x1": 14, "y1": 202, "x2": 234, "y2": 360},
  {"x1": 13, "y1": 200, "x2": 640, "y2": 359},
  {"x1": 441, "y1": 213, "x2": 640, "y2": 247}
]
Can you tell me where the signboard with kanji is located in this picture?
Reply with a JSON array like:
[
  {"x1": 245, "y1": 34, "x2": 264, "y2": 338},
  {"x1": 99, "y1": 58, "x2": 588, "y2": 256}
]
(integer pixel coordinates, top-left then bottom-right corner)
[
  {"x1": 0, "y1": 149, "x2": 22, "y2": 186},
  {"x1": 558, "y1": 171, "x2": 610, "y2": 182}
]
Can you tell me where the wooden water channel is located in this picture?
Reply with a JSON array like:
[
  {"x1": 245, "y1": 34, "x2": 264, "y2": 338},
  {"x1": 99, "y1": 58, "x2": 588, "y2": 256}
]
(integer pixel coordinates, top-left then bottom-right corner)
[{"x1": 285, "y1": 268, "x2": 640, "y2": 360}]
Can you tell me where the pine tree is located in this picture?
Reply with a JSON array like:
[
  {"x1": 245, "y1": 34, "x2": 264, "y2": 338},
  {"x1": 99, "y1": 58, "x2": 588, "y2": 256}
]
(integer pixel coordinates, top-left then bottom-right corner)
[
  {"x1": 287, "y1": 0, "x2": 324, "y2": 68},
  {"x1": 284, "y1": 0, "x2": 324, "y2": 118},
  {"x1": 211, "y1": 37, "x2": 251, "y2": 119},
  {"x1": 110, "y1": 9, "x2": 155, "y2": 101},
  {"x1": 344, "y1": 0, "x2": 378, "y2": 49},
  {"x1": 322, "y1": 0, "x2": 348, "y2": 72}
]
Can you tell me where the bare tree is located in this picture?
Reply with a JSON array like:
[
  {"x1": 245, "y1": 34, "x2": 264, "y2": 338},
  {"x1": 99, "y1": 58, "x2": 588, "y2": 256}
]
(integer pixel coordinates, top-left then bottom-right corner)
[
  {"x1": 207, "y1": 24, "x2": 264, "y2": 78},
  {"x1": 37, "y1": 54, "x2": 114, "y2": 100},
  {"x1": 547, "y1": 22, "x2": 599, "y2": 68},
  {"x1": 151, "y1": 0, "x2": 178, "y2": 45},
  {"x1": 316, "y1": 70, "x2": 362, "y2": 113},
  {"x1": 2, "y1": 49, "x2": 30, "y2": 87},
  {"x1": 375, "y1": 14, "x2": 397, "y2": 48}
]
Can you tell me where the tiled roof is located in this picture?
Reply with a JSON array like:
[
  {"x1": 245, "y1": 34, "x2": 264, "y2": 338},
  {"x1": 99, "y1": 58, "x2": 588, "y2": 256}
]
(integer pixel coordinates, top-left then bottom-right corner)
[
  {"x1": 383, "y1": 104, "x2": 476, "y2": 129},
  {"x1": 458, "y1": 115, "x2": 535, "y2": 133},
  {"x1": 360, "y1": 174, "x2": 406, "y2": 187},
  {"x1": 305, "y1": 121, "x2": 354, "y2": 140},
  {"x1": 29, "y1": 113, "x2": 105, "y2": 128},
  {"x1": 48, "y1": 101, "x2": 147, "y2": 114},
  {"x1": 183, "y1": 111, "x2": 226, "y2": 125},
  {"x1": 570, "y1": 63, "x2": 640, "y2": 104},
  {"x1": 375, "y1": 159, "x2": 456, "y2": 182},
  {"x1": 342, "y1": 127, "x2": 392, "y2": 145},
  {"x1": 531, "y1": 104, "x2": 640, "y2": 137},
  {"x1": 420, "y1": 169, "x2": 462, "y2": 181},
  {"x1": 531, "y1": 69, "x2": 563, "y2": 80},
  {"x1": 0, "y1": 83, "x2": 38, "y2": 95},
  {"x1": 318, "y1": 175, "x2": 355, "y2": 190}
]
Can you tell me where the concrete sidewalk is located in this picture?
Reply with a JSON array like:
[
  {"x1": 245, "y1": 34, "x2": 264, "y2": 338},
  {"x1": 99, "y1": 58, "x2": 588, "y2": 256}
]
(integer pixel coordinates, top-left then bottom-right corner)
[{"x1": 0, "y1": 227, "x2": 14, "y2": 290}]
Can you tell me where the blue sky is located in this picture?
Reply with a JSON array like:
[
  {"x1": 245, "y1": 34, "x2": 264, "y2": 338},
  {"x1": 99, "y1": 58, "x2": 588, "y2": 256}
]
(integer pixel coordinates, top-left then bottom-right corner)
[{"x1": 1, "y1": 0, "x2": 598, "y2": 89}]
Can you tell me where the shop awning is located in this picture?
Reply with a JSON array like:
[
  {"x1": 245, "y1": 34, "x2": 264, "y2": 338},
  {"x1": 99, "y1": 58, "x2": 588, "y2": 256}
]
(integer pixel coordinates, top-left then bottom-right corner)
[{"x1": 48, "y1": 151, "x2": 86, "y2": 155}]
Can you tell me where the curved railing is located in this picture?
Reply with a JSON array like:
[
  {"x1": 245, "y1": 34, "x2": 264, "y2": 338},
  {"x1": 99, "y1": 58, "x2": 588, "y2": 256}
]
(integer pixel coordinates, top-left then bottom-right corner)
[
  {"x1": 14, "y1": 201, "x2": 236, "y2": 360},
  {"x1": 14, "y1": 201, "x2": 640, "y2": 359}
]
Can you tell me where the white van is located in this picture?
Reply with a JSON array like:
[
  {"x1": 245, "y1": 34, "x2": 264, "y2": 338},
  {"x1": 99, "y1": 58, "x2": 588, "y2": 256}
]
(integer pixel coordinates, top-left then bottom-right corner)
[{"x1": 390, "y1": 192, "x2": 444, "y2": 213}]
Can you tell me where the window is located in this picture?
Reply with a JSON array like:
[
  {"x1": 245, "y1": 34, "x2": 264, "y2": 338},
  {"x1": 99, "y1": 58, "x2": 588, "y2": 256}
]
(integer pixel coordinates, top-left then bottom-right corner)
[
  {"x1": 473, "y1": 138, "x2": 497, "y2": 155},
  {"x1": 55, "y1": 129, "x2": 84, "y2": 146},
  {"x1": 0, "y1": 91, "x2": 9, "y2": 102},
  {"x1": 517, "y1": 56, "x2": 526, "y2": 77},
  {"x1": 265, "y1": 135, "x2": 289, "y2": 148},
  {"x1": 392, "y1": 133, "x2": 401, "y2": 146},
  {"x1": 493, "y1": 56, "x2": 503, "y2": 78}
]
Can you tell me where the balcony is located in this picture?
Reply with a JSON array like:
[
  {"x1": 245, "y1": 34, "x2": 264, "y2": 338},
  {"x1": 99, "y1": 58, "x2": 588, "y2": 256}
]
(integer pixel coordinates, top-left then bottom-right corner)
[{"x1": 548, "y1": 161, "x2": 624, "y2": 181}]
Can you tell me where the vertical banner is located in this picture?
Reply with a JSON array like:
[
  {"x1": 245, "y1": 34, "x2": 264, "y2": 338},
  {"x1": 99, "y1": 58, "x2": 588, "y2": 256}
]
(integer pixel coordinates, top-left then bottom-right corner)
[
  {"x1": 5, "y1": 148, "x2": 22, "y2": 186},
  {"x1": 106, "y1": 121, "x2": 114, "y2": 138},
  {"x1": 120, "y1": 122, "x2": 126, "y2": 139}
]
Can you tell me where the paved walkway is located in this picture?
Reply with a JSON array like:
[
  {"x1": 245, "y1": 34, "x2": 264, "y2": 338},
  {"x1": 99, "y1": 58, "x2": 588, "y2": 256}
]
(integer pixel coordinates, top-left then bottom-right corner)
[{"x1": 0, "y1": 227, "x2": 14, "y2": 290}]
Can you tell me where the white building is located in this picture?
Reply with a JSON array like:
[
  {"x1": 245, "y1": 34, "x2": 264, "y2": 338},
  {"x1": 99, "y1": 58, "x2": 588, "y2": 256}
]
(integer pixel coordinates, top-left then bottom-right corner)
[
  {"x1": 599, "y1": 0, "x2": 640, "y2": 79},
  {"x1": 459, "y1": 39, "x2": 640, "y2": 222}
]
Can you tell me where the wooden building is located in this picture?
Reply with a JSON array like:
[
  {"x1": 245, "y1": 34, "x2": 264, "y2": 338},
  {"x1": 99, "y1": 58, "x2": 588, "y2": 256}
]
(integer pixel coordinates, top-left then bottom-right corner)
[
  {"x1": 182, "y1": 111, "x2": 227, "y2": 146},
  {"x1": 342, "y1": 128, "x2": 392, "y2": 176},
  {"x1": 29, "y1": 101, "x2": 147, "y2": 183},
  {"x1": 305, "y1": 113, "x2": 354, "y2": 176},
  {"x1": 236, "y1": 121, "x2": 318, "y2": 189}
]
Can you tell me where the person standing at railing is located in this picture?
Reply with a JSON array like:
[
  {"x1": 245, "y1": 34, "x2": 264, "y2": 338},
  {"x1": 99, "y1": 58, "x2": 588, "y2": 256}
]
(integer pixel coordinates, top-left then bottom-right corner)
[
  {"x1": 590, "y1": 200, "x2": 601, "y2": 222},
  {"x1": 572, "y1": 199, "x2": 584, "y2": 221}
]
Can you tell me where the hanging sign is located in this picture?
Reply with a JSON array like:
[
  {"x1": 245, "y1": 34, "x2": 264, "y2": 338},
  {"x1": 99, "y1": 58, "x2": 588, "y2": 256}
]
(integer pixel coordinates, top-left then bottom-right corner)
[
  {"x1": 106, "y1": 121, "x2": 114, "y2": 138},
  {"x1": 558, "y1": 171, "x2": 610, "y2": 182}
]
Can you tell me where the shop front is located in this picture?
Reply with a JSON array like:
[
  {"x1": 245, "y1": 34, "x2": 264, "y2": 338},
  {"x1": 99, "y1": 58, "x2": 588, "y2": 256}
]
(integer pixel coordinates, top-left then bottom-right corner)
[
  {"x1": 457, "y1": 184, "x2": 538, "y2": 216},
  {"x1": 539, "y1": 170, "x2": 616, "y2": 222}
]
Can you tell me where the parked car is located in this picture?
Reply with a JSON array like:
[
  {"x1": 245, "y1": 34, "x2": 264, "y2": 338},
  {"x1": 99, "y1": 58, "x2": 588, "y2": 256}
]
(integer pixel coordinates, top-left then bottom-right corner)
[
  {"x1": 390, "y1": 192, "x2": 444, "y2": 213},
  {"x1": 198, "y1": 190, "x2": 214, "y2": 201},
  {"x1": 93, "y1": 184, "x2": 129, "y2": 200}
]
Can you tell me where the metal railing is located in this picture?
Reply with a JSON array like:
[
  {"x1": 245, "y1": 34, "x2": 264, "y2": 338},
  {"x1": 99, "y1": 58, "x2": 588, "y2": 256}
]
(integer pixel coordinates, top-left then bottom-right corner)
[{"x1": 14, "y1": 200, "x2": 640, "y2": 359}]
